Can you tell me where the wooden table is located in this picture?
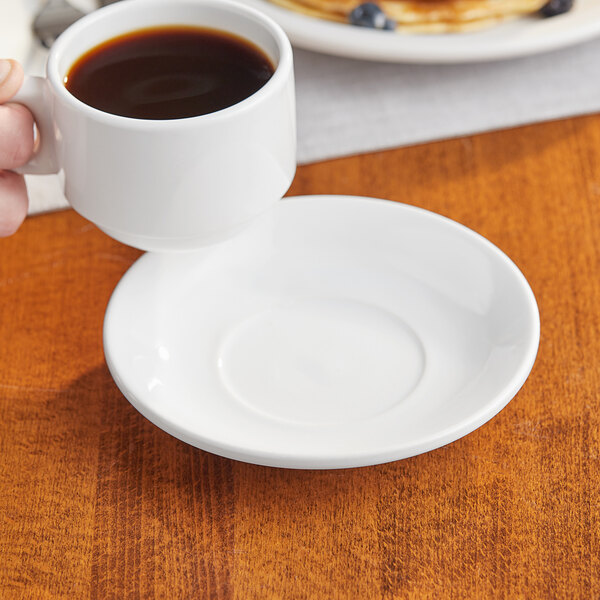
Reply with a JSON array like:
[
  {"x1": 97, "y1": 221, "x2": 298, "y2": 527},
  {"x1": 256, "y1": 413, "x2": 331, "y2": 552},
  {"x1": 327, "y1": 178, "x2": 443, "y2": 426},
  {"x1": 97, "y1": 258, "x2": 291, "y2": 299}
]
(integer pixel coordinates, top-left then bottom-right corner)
[{"x1": 1, "y1": 115, "x2": 599, "y2": 599}]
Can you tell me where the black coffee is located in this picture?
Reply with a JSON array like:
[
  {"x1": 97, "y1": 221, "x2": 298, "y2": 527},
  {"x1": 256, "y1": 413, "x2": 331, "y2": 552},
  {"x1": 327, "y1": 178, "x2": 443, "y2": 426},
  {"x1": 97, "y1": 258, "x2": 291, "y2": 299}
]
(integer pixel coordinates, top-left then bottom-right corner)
[{"x1": 64, "y1": 26, "x2": 275, "y2": 119}]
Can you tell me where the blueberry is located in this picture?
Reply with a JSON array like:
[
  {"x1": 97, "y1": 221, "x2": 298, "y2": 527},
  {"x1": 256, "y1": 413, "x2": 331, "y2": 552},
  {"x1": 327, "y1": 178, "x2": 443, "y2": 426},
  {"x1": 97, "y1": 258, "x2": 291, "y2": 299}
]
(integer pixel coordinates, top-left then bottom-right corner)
[
  {"x1": 540, "y1": 0, "x2": 574, "y2": 17},
  {"x1": 349, "y1": 2, "x2": 396, "y2": 30}
]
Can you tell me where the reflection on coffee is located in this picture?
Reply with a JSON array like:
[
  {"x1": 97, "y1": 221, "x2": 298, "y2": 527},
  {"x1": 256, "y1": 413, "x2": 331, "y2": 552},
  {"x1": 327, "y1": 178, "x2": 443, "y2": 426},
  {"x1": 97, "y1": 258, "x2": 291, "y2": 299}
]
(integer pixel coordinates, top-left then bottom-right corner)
[{"x1": 64, "y1": 26, "x2": 275, "y2": 119}]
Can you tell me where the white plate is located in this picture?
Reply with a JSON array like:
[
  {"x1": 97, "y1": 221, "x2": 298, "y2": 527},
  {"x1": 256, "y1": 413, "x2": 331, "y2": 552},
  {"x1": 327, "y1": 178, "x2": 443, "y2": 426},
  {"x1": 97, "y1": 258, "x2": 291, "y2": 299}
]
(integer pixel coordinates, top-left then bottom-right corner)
[
  {"x1": 104, "y1": 195, "x2": 540, "y2": 469},
  {"x1": 240, "y1": 0, "x2": 600, "y2": 62}
]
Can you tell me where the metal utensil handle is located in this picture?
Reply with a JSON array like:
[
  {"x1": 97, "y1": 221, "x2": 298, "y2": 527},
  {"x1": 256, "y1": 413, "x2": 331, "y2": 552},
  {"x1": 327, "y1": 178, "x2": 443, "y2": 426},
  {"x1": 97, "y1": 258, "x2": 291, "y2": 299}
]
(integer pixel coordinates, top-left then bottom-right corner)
[
  {"x1": 33, "y1": 0, "x2": 86, "y2": 48},
  {"x1": 13, "y1": 77, "x2": 60, "y2": 175}
]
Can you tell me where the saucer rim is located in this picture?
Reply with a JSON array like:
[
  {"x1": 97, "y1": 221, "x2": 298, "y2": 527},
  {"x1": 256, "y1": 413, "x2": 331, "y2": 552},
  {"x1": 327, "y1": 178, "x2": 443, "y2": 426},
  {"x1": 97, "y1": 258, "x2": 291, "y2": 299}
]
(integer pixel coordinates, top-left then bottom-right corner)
[{"x1": 103, "y1": 195, "x2": 541, "y2": 469}]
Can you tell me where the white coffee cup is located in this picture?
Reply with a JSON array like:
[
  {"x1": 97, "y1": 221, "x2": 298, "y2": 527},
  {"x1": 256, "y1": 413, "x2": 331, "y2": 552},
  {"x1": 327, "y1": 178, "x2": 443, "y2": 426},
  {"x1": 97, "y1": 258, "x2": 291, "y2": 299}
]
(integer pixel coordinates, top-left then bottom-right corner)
[{"x1": 15, "y1": 0, "x2": 296, "y2": 251}]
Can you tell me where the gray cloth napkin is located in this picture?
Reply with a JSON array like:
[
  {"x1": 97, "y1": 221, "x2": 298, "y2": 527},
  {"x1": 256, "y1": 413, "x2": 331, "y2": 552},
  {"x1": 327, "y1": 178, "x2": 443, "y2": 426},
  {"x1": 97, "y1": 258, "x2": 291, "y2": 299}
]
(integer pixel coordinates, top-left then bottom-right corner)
[
  {"x1": 4, "y1": 12, "x2": 599, "y2": 213},
  {"x1": 294, "y1": 38, "x2": 600, "y2": 164}
]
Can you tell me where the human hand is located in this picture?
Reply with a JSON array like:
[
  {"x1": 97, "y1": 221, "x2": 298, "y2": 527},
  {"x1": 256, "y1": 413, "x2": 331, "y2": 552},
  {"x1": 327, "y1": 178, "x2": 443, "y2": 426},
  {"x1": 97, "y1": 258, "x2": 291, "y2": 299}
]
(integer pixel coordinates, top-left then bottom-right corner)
[{"x1": 0, "y1": 59, "x2": 35, "y2": 236}]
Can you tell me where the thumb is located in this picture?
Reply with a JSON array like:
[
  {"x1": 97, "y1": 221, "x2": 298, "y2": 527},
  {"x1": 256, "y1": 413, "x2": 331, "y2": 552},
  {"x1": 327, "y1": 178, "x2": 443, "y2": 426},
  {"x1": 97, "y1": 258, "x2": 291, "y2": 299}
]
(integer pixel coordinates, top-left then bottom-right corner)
[{"x1": 0, "y1": 59, "x2": 24, "y2": 104}]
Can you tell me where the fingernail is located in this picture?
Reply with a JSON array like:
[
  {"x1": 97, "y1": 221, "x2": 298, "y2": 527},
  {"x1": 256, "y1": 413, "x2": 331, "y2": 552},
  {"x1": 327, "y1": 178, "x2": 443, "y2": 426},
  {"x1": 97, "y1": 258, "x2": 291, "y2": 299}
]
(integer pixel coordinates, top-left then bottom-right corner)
[{"x1": 0, "y1": 59, "x2": 13, "y2": 85}]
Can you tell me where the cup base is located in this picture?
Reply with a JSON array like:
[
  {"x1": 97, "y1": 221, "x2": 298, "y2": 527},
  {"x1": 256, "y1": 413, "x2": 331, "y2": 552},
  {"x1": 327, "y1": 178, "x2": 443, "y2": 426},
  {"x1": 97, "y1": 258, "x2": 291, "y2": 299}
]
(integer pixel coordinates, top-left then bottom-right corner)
[{"x1": 97, "y1": 216, "x2": 260, "y2": 252}]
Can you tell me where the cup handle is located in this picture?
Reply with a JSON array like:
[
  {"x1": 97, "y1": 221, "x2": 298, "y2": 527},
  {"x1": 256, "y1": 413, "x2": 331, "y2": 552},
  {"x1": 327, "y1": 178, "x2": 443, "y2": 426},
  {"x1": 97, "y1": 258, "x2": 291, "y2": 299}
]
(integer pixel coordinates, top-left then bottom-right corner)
[{"x1": 12, "y1": 76, "x2": 59, "y2": 175}]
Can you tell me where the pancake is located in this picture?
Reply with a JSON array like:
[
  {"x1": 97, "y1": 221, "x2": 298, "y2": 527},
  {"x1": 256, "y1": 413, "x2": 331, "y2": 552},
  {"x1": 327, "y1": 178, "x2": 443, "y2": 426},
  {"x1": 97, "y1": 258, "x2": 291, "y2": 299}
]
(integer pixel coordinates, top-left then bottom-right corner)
[{"x1": 267, "y1": 0, "x2": 549, "y2": 32}]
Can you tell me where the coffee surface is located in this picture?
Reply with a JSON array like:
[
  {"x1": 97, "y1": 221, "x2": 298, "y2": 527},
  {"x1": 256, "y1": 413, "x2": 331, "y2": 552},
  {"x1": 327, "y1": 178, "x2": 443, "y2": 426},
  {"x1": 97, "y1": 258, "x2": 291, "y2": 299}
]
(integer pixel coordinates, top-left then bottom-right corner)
[{"x1": 64, "y1": 26, "x2": 275, "y2": 119}]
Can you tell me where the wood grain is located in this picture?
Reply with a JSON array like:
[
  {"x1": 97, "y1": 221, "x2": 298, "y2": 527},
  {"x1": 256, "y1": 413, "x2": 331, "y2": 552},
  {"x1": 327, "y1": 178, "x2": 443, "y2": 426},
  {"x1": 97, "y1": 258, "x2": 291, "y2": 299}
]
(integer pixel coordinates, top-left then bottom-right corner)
[{"x1": 1, "y1": 115, "x2": 600, "y2": 599}]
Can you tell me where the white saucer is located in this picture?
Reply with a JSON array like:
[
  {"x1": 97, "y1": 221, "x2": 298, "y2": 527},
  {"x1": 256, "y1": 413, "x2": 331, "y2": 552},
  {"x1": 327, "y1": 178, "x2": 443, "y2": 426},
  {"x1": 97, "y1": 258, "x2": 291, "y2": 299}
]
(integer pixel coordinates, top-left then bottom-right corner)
[{"x1": 103, "y1": 195, "x2": 540, "y2": 469}]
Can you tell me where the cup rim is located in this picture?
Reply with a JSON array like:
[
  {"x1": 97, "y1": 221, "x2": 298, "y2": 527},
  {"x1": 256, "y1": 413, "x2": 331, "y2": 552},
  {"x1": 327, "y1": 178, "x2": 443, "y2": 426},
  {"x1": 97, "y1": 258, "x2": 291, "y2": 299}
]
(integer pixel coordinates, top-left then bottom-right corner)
[{"x1": 47, "y1": 0, "x2": 293, "y2": 128}]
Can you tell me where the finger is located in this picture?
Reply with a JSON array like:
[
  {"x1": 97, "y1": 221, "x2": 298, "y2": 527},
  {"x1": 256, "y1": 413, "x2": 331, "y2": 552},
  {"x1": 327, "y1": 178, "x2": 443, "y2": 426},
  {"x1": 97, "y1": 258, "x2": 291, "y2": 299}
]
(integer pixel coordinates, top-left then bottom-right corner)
[
  {"x1": 0, "y1": 102, "x2": 35, "y2": 169},
  {"x1": 0, "y1": 170, "x2": 28, "y2": 236},
  {"x1": 0, "y1": 59, "x2": 24, "y2": 104}
]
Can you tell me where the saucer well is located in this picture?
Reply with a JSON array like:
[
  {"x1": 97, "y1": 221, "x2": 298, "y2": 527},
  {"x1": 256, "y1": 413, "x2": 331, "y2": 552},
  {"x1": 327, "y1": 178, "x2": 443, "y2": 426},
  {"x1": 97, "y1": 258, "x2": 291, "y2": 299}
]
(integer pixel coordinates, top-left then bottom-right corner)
[{"x1": 103, "y1": 195, "x2": 540, "y2": 469}]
